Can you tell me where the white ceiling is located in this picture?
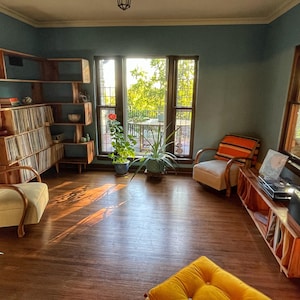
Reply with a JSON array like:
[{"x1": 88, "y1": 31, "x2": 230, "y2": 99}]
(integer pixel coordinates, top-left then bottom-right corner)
[{"x1": 0, "y1": 0, "x2": 299, "y2": 28}]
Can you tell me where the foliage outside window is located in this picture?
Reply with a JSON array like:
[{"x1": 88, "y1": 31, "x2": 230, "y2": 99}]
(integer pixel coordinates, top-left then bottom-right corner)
[{"x1": 95, "y1": 56, "x2": 198, "y2": 160}]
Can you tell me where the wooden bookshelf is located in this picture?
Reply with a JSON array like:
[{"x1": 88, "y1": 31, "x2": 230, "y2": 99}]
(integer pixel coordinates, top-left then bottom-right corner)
[
  {"x1": 238, "y1": 167, "x2": 300, "y2": 278},
  {"x1": 0, "y1": 104, "x2": 63, "y2": 183},
  {"x1": 0, "y1": 48, "x2": 95, "y2": 175}
]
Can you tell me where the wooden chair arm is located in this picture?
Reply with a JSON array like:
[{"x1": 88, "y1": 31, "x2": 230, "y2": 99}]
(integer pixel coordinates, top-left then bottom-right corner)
[
  {"x1": 0, "y1": 166, "x2": 41, "y2": 183},
  {"x1": 194, "y1": 148, "x2": 217, "y2": 164},
  {"x1": 0, "y1": 184, "x2": 29, "y2": 237},
  {"x1": 224, "y1": 157, "x2": 253, "y2": 197}
]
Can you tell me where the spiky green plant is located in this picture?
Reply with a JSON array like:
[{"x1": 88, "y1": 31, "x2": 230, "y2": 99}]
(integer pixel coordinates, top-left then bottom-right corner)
[{"x1": 130, "y1": 124, "x2": 178, "y2": 179}]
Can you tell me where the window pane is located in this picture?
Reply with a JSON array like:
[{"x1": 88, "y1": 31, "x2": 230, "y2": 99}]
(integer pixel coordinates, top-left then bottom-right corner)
[
  {"x1": 99, "y1": 59, "x2": 116, "y2": 106},
  {"x1": 176, "y1": 59, "x2": 195, "y2": 108},
  {"x1": 126, "y1": 58, "x2": 167, "y2": 154},
  {"x1": 281, "y1": 47, "x2": 300, "y2": 167},
  {"x1": 286, "y1": 105, "x2": 300, "y2": 158},
  {"x1": 175, "y1": 110, "x2": 192, "y2": 156},
  {"x1": 174, "y1": 59, "x2": 196, "y2": 157},
  {"x1": 100, "y1": 108, "x2": 115, "y2": 152}
]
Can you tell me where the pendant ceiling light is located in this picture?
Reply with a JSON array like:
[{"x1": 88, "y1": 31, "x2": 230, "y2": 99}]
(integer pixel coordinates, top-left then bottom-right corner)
[{"x1": 117, "y1": 0, "x2": 131, "y2": 10}]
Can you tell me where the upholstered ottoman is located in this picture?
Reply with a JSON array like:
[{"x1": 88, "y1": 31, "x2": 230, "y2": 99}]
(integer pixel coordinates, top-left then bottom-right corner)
[{"x1": 145, "y1": 256, "x2": 270, "y2": 300}]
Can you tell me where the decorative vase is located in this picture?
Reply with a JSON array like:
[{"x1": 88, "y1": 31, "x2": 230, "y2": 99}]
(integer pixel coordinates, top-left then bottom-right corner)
[{"x1": 114, "y1": 161, "x2": 130, "y2": 176}]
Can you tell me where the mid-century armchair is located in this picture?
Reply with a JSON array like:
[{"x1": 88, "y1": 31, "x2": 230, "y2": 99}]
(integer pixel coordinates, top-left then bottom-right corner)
[
  {"x1": 0, "y1": 165, "x2": 49, "y2": 237},
  {"x1": 193, "y1": 134, "x2": 260, "y2": 197}
]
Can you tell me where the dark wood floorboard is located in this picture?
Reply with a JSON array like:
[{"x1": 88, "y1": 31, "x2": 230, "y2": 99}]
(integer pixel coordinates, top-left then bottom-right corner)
[{"x1": 1, "y1": 169, "x2": 300, "y2": 299}]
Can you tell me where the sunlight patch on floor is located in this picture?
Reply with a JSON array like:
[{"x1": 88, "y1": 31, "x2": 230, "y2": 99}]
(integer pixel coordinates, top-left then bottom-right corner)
[
  {"x1": 48, "y1": 183, "x2": 126, "y2": 221},
  {"x1": 45, "y1": 183, "x2": 128, "y2": 244}
]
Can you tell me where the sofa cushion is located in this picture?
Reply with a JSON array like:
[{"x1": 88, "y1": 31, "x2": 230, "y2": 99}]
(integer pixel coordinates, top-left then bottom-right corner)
[
  {"x1": 0, "y1": 182, "x2": 48, "y2": 227},
  {"x1": 193, "y1": 160, "x2": 240, "y2": 191},
  {"x1": 146, "y1": 256, "x2": 270, "y2": 300}
]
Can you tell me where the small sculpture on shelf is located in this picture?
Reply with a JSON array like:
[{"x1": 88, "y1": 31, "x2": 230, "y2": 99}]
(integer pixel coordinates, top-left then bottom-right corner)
[
  {"x1": 21, "y1": 96, "x2": 33, "y2": 105},
  {"x1": 79, "y1": 90, "x2": 89, "y2": 102}
]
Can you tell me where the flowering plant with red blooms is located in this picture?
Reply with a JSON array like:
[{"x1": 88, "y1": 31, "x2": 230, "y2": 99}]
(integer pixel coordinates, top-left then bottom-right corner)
[
  {"x1": 108, "y1": 113, "x2": 117, "y2": 120},
  {"x1": 107, "y1": 113, "x2": 136, "y2": 164}
]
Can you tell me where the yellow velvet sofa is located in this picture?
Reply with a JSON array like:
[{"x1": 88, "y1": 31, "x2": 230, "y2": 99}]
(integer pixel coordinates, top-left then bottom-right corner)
[{"x1": 145, "y1": 256, "x2": 270, "y2": 300}]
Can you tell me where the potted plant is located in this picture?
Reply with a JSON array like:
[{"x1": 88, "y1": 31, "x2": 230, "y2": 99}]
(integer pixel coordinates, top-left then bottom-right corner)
[
  {"x1": 108, "y1": 113, "x2": 136, "y2": 175},
  {"x1": 130, "y1": 124, "x2": 178, "y2": 179}
]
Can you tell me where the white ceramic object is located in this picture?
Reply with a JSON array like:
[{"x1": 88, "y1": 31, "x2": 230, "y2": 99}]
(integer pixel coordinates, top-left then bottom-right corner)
[{"x1": 68, "y1": 114, "x2": 81, "y2": 122}]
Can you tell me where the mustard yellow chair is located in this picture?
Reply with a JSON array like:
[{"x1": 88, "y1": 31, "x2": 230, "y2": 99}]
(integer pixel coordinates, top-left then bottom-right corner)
[
  {"x1": 145, "y1": 256, "x2": 270, "y2": 300},
  {"x1": 0, "y1": 166, "x2": 49, "y2": 237},
  {"x1": 193, "y1": 135, "x2": 260, "y2": 197}
]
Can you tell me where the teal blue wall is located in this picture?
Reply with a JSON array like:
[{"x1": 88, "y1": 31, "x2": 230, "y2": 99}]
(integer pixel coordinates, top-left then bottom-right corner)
[
  {"x1": 256, "y1": 5, "x2": 300, "y2": 158},
  {"x1": 0, "y1": 13, "x2": 39, "y2": 99},
  {"x1": 1, "y1": 5, "x2": 300, "y2": 164},
  {"x1": 0, "y1": 13, "x2": 39, "y2": 54},
  {"x1": 37, "y1": 25, "x2": 266, "y2": 158}
]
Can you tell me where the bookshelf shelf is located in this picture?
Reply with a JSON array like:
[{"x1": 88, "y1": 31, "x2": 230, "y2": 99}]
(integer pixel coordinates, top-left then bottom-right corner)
[{"x1": 60, "y1": 140, "x2": 94, "y2": 174}]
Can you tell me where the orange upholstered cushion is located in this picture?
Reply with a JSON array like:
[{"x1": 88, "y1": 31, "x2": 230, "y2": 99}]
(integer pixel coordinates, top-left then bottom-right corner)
[
  {"x1": 146, "y1": 256, "x2": 270, "y2": 300},
  {"x1": 215, "y1": 135, "x2": 260, "y2": 167}
]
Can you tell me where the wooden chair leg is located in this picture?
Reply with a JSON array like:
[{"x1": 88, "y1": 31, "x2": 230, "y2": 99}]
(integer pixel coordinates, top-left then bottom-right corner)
[
  {"x1": 224, "y1": 166, "x2": 231, "y2": 197},
  {"x1": 226, "y1": 186, "x2": 231, "y2": 197},
  {"x1": 17, "y1": 224, "x2": 25, "y2": 238}
]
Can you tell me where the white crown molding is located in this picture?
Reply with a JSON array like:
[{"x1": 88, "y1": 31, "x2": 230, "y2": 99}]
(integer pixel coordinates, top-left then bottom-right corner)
[
  {"x1": 0, "y1": 4, "x2": 37, "y2": 27},
  {"x1": 265, "y1": 0, "x2": 300, "y2": 23},
  {"x1": 32, "y1": 18, "x2": 269, "y2": 29},
  {"x1": 0, "y1": 1, "x2": 299, "y2": 28}
]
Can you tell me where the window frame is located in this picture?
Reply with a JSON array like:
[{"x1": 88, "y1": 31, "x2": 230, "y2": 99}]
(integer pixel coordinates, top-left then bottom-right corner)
[
  {"x1": 280, "y1": 45, "x2": 300, "y2": 174},
  {"x1": 95, "y1": 55, "x2": 198, "y2": 162}
]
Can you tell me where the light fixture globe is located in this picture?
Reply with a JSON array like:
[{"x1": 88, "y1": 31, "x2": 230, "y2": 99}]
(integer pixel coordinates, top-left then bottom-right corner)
[{"x1": 117, "y1": 0, "x2": 131, "y2": 10}]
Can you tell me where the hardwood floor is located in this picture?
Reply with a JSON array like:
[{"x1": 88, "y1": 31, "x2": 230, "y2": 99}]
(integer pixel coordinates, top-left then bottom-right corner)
[{"x1": 1, "y1": 169, "x2": 300, "y2": 299}]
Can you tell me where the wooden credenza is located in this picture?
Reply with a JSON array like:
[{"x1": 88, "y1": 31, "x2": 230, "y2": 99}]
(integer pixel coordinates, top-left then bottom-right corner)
[{"x1": 237, "y1": 167, "x2": 300, "y2": 278}]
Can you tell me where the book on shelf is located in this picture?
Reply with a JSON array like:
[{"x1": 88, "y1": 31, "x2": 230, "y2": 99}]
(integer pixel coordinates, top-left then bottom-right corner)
[{"x1": 253, "y1": 211, "x2": 268, "y2": 225}]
